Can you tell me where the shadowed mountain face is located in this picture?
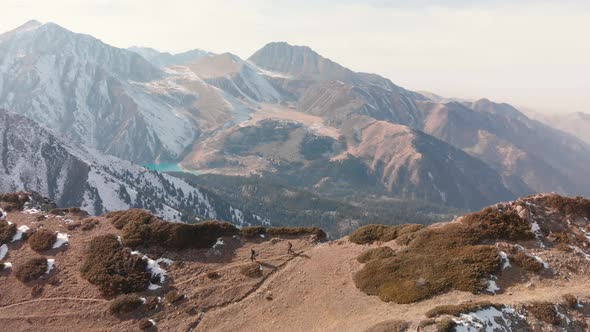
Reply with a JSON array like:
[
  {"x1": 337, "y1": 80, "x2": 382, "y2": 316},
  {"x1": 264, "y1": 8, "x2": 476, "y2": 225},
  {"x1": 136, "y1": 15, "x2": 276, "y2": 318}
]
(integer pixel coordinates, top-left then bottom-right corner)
[
  {"x1": 1, "y1": 21, "x2": 588, "y2": 212},
  {"x1": 418, "y1": 99, "x2": 590, "y2": 197},
  {"x1": 0, "y1": 109, "x2": 265, "y2": 225},
  {"x1": 525, "y1": 110, "x2": 590, "y2": 145}
]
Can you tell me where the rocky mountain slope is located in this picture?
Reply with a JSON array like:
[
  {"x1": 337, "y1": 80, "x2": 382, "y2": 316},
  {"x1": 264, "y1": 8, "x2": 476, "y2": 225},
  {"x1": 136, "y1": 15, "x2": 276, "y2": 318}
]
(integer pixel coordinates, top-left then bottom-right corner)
[
  {"x1": 2, "y1": 20, "x2": 590, "y2": 212},
  {"x1": 525, "y1": 110, "x2": 590, "y2": 145},
  {"x1": 1, "y1": 193, "x2": 589, "y2": 331},
  {"x1": 0, "y1": 109, "x2": 264, "y2": 225},
  {"x1": 128, "y1": 46, "x2": 213, "y2": 68},
  {"x1": 0, "y1": 20, "x2": 196, "y2": 163}
]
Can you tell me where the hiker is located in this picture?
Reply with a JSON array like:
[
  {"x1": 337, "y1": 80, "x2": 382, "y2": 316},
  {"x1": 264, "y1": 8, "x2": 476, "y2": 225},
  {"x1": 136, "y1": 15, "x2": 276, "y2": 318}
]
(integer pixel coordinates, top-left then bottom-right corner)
[
  {"x1": 287, "y1": 241, "x2": 295, "y2": 255},
  {"x1": 250, "y1": 248, "x2": 256, "y2": 261}
]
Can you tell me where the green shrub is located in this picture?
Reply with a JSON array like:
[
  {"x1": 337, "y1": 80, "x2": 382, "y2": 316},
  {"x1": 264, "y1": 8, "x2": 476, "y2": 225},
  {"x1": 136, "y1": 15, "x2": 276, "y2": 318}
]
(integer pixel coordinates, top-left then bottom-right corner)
[
  {"x1": 0, "y1": 220, "x2": 16, "y2": 244},
  {"x1": 15, "y1": 257, "x2": 48, "y2": 282},
  {"x1": 527, "y1": 302, "x2": 560, "y2": 325},
  {"x1": 28, "y1": 229, "x2": 57, "y2": 252},
  {"x1": 109, "y1": 295, "x2": 143, "y2": 315},
  {"x1": 80, "y1": 234, "x2": 150, "y2": 296},
  {"x1": 357, "y1": 247, "x2": 395, "y2": 263}
]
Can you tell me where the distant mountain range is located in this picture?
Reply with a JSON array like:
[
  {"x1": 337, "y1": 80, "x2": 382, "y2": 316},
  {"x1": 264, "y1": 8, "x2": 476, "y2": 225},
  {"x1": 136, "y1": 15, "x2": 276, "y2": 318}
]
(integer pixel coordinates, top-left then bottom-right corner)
[{"x1": 1, "y1": 20, "x2": 589, "y2": 216}]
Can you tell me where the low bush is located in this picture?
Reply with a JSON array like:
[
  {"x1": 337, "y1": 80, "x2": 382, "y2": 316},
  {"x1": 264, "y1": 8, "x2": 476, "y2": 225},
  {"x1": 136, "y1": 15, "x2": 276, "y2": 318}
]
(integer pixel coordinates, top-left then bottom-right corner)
[
  {"x1": 349, "y1": 225, "x2": 390, "y2": 244},
  {"x1": 350, "y1": 224, "x2": 424, "y2": 244},
  {"x1": 562, "y1": 294, "x2": 578, "y2": 310},
  {"x1": 355, "y1": 223, "x2": 501, "y2": 303},
  {"x1": 109, "y1": 295, "x2": 143, "y2": 315},
  {"x1": 527, "y1": 302, "x2": 560, "y2": 325},
  {"x1": 0, "y1": 192, "x2": 29, "y2": 211},
  {"x1": 28, "y1": 229, "x2": 57, "y2": 252},
  {"x1": 15, "y1": 257, "x2": 48, "y2": 282},
  {"x1": 357, "y1": 247, "x2": 395, "y2": 263},
  {"x1": 81, "y1": 218, "x2": 99, "y2": 231},
  {"x1": 80, "y1": 234, "x2": 150, "y2": 296},
  {"x1": 425, "y1": 301, "x2": 497, "y2": 318},
  {"x1": 207, "y1": 271, "x2": 222, "y2": 280},
  {"x1": 49, "y1": 207, "x2": 89, "y2": 217},
  {"x1": 138, "y1": 319, "x2": 154, "y2": 330},
  {"x1": 106, "y1": 209, "x2": 157, "y2": 230},
  {"x1": 0, "y1": 220, "x2": 16, "y2": 244},
  {"x1": 461, "y1": 208, "x2": 534, "y2": 242},
  {"x1": 120, "y1": 218, "x2": 239, "y2": 250},
  {"x1": 511, "y1": 252, "x2": 544, "y2": 273},
  {"x1": 267, "y1": 227, "x2": 327, "y2": 240},
  {"x1": 240, "y1": 226, "x2": 267, "y2": 238},
  {"x1": 165, "y1": 290, "x2": 184, "y2": 304},
  {"x1": 436, "y1": 318, "x2": 456, "y2": 332},
  {"x1": 540, "y1": 195, "x2": 590, "y2": 217},
  {"x1": 240, "y1": 263, "x2": 262, "y2": 278},
  {"x1": 365, "y1": 320, "x2": 409, "y2": 332}
]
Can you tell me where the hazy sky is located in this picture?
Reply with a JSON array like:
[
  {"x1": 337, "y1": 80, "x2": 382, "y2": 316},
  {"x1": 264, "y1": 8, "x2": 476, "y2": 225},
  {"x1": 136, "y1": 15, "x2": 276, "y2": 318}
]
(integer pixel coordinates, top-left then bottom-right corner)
[{"x1": 2, "y1": 0, "x2": 589, "y2": 113}]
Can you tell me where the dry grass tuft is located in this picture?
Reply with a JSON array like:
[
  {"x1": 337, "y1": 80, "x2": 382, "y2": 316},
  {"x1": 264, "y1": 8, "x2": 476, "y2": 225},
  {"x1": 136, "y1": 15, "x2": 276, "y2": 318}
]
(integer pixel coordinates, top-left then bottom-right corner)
[
  {"x1": 436, "y1": 318, "x2": 456, "y2": 332},
  {"x1": 28, "y1": 229, "x2": 57, "y2": 252},
  {"x1": 80, "y1": 234, "x2": 150, "y2": 296},
  {"x1": 364, "y1": 320, "x2": 409, "y2": 332},
  {"x1": 349, "y1": 224, "x2": 390, "y2": 244},
  {"x1": 460, "y1": 208, "x2": 534, "y2": 242},
  {"x1": 106, "y1": 209, "x2": 157, "y2": 230},
  {"x1": 109, "y1": 295, "x2": 143, "y2": 315},
  {"x1": 540, "y1": 195, "x2": 590, "y2": 218},
  {"x1": 425, "y1": 301, "x2": 497, "y2": 318},
  {"x1": 267, "y1": 227, "x2": 327, "y2": 240},
  {"x1": 0, "y1": 220, "x2": 16, "y2": 244},
  {"x1": 354, "y1": 207, "x2": 534, "y2": 304},
  {"x1": 511, "y1": 252, "x2": 544, "y2": 273},
  {"x1": 240, "y1": 263, "x2": 263, "y2": 278},
  {"x1": 206, "y1": 271, "x2": 222, "y2": 280},
  {"x1": 0, "y1": 192, "x2": 29, "y2": 211},
  {"x1": 357, "y1": 247, "x2": 395, "y2": 263},
  {"x1": 120, "y1": 218, "x2": 238, "y2": 250},
  {"x1": 240, "y1": 226, "x2": 267, "y2": 238},
  {"x1": 138, "y1": 319, "x2": 154, "y2": 330},
  {"x1": 165, "y1": 290, "x2": 184, "y2": 304},
  {"x1": 350, "y1": 224, "x2": 424, "y2": 244},
  {"x1": 15, "y1": 257, "x2": 48, "y2": 283},
  {"x1": 562, "y1": 294, "x2": 578, "y2": 310},
  {"x1": 527, "y1": 302, "x2": 560, "y2": 325}
]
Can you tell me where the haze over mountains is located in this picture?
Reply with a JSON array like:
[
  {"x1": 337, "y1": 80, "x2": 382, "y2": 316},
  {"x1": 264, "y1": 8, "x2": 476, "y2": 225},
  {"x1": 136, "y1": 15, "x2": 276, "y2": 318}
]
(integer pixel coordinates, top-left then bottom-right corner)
[{"x1": 0, "y1": 20, "x2": 589, "y2": 224}]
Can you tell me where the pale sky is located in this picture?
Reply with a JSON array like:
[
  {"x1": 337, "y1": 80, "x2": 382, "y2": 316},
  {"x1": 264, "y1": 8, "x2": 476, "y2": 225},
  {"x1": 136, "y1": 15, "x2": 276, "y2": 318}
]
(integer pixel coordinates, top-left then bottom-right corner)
[{"x1": 1, "y1": 0, "x2": 589, "y2": 113}]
